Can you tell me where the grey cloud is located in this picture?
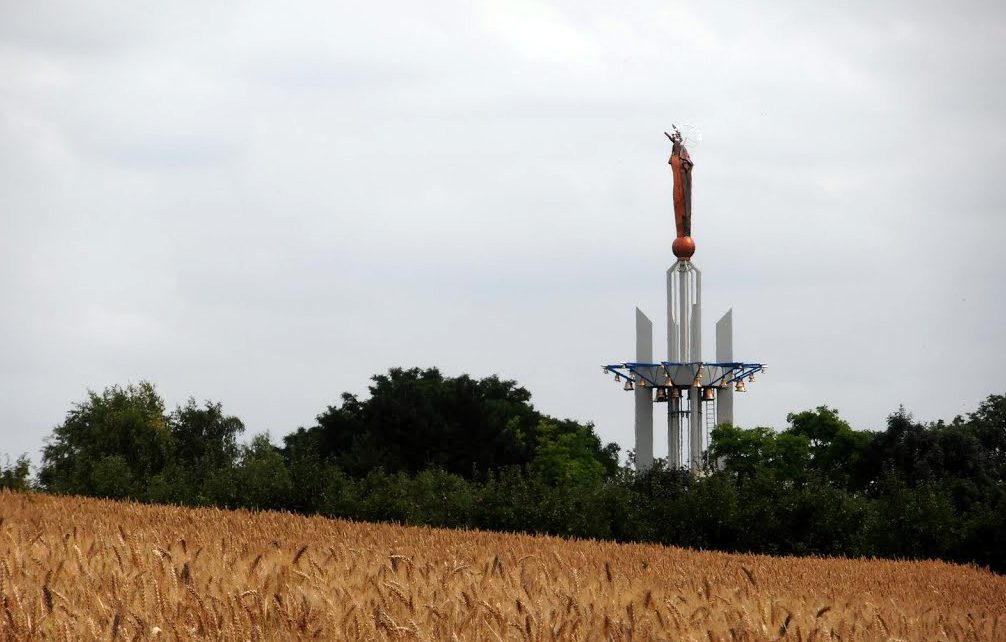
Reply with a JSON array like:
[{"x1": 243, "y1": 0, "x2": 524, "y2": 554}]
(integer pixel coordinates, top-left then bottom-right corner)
[{"x1": 1, "y1": 0, "x2": 1004, "y2": 463}]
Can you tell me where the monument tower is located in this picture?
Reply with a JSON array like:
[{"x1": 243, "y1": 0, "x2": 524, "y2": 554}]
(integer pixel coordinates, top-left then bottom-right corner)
[{"x1": 604, "y1": 128, "x2": 764, "y2": 472}]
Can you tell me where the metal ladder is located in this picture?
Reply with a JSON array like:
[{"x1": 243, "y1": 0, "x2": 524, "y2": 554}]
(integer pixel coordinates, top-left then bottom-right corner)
[{"x1": 703, "y1": 400, "x2": 717, "y2": 450}]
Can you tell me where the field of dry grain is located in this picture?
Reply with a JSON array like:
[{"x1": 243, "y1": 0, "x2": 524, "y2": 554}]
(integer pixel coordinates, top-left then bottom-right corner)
[{"x1": 0, "y1": 490, "x2": 1002, "y2": 641}]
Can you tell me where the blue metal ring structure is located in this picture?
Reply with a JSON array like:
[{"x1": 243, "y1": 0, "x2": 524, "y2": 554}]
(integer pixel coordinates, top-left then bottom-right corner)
[{"x1": 602, "y1": 362, "x2": 765, "y2": 389}]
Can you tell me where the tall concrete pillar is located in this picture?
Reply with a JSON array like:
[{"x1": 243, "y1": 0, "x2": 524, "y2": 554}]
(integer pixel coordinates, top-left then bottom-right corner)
[
  {"x1": 667, "y1": 260, "x2": 701, "y2": 469},
  {"x1": 634, "y1": 308, "x2": 654, "y2": 472},
  {"x1": 666, "y1": 267, "x2": 678, "y2": 360},
  {"x1": 666, "y1": 265, "x2": 681, "y2": 468},
  {"x1": 688, "y1": 265, "x2": 703, "y2": 471},
  {"x1": 716, "y1": 309, "x2": 734, "y2": 426}
]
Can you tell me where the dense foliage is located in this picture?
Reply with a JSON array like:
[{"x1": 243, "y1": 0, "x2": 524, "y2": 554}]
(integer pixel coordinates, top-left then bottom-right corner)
[{"x1": 21, "y1": 369, "x2": 1006, "y2": 573}]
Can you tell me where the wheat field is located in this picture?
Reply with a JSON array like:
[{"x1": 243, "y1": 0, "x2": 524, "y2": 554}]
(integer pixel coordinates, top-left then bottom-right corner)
[{"x1": 0, "y1": 491, "x2": 1002, "y2": 641}]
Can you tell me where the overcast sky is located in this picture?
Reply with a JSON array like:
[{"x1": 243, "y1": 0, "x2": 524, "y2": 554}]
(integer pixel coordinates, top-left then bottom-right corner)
[{"x1": 2, "y1": 0, "x2": 1004, "y2": 463}]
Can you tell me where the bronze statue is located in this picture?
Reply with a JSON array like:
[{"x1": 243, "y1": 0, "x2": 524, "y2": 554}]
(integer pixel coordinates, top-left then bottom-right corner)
[{"x1": 666, "y1": 127, "x2": 695, "y2": 260}]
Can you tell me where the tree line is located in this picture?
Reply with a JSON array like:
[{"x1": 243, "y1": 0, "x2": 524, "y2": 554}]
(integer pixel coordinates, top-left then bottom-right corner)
[{"x1": 4, "y1": 367, "x2": 1004, "y2": 573}]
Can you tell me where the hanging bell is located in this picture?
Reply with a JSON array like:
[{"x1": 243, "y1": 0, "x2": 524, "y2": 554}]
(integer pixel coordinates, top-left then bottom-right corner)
[
  {"x1": 748, "y1": 373, "x2": 756, "y2": 383},
  {"x1": 735, "y1": 379, "x2": 746, "y2": 393},
  {"x1": 701, "y1": 387, "x2": 716, "y2": 402},
  {"x1": 719, "y1": 377, "x2": 730, "y2": 389},
  {"x1": 624, "y1": 379, "x2": 635, "y2": 391},
  {"x1": 670, "y1": 386, "x2": 682, "y2": 399},
  {"x1": 692, "y1": 369, "x2": 702, "y2": 387},
  {"x1": 614, "y1": 373, "x2": 620, "y2": 382},
  {"x1": 655, "y1": 388, "x2": 668, "y2": 403}
]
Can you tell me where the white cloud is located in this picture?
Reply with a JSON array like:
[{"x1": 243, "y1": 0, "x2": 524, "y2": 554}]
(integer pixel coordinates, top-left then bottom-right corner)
[
  {"x1": 0, "y1": 0, "x2": 1004, "y2": 462},
  {"x1": 478, "y1": 0, "x2": 601, "y2": 66}
]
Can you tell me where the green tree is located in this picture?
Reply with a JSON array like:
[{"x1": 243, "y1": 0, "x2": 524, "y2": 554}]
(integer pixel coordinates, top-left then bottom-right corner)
[
  {"x1": 39, "y1": 382, "x2": 171, "y2": 498},
  {"x1": 90, "y1": 455, "x2": 136, "y2": 499},
  {"x1": 863, "y1": 473, "x2": 960, "y2": 560},
  {"x1": 954, "y1": 394, "x2": 1006, "y2": 482},
  {"x1": 170, "y1": 399, "x2": 244, "y2": 472},
  {"x1": 280, "y1": 427, "x2": 329, "y2": 514},
  {"x1": 166, "y1": 399, "x2": 244, "y2": 503},
  {"x1": 785, "y1": 406, "x2": 872, "y2": 489},
  {"x1": 708, "y1": 424, "x2": 809, "y2": 482},
  {"x1": 473, "y1": 467, "x2": 541, "y2": 533},
  {"x1": 235, "y1": 433, "x2": 292, "y2": 510},
  {"x1": 294, "y1": 367, "x2": 618, "y2": 480},
  {"x1": 404, "y1": 468, "x2": 475, "y2": 528},
  {"x1": 0, "y1": 455, "x2": 31, "y2": 491},
  {"x1": 532, "y1": 420, "x2": 607, "y2": 486},
  {"x1": 867, "y1": 408, "x2": 992, "y2": 499}
]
